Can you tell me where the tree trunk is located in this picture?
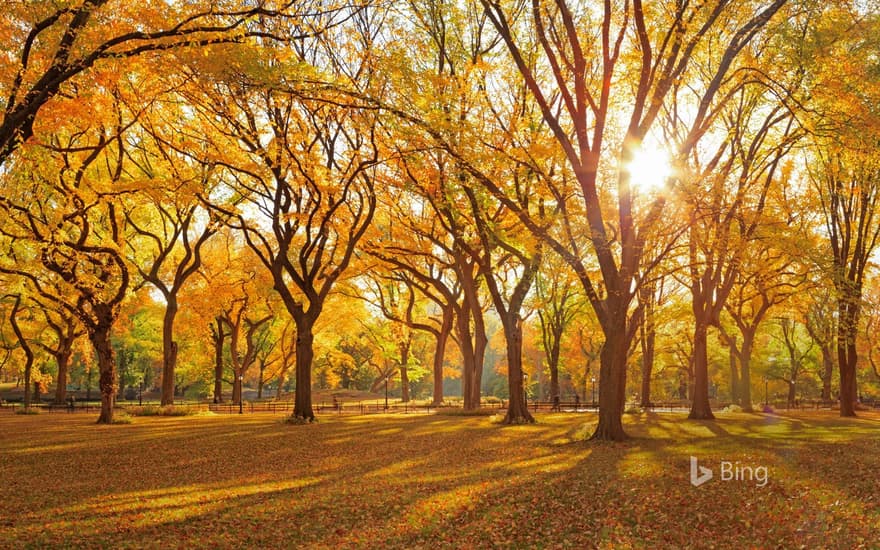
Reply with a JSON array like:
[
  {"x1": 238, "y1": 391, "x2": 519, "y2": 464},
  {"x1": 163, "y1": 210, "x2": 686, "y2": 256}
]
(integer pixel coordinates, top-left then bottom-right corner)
[
  {"x1": 160, "y1": 298, "x2": 178, "y2": 406},
  {"x1": 503, "y1": 316, "x2": 534, "y2": 424},
  {"x1": 53, "y1": 346, "x2": 72, "y2": 405},
  {"x1": 548, "y1": 325, "x2": 562, "y2": 403},
  {"x1": 399, "y1": 339, "x2": 410, "y2": 403},
  {"x1": 92, "y1": 322, "x2": 117, "y2": 424},
  {"x1": 591, "y1": 313, "x2": 628, "y2": 441},
  {"x1": 232, "y1": 370, "x2": 242, "y2": 405},
  {"x1": 639, "y1": 321, "x2": 655, "y2": 408},
  {"x1": 8, "y1": 296, "x2": 34, "y2": 409},
  {"x1": 431, "y1": 308, "x2": 453, "y2": 406},
  {"x1": 787, "y1": 380, "x2": 796, "y2": 407},
  {"x1": 688, "y1": 319, "x2": 715, "y2": 420},
  {"x1": 292, "y1": 322, "x2": 315, "y2": 421},
  {"x1": 458, "y1": 262, "x2": 486, "y2": 410},
  {"x1": 728, "y1": 335, "x2": 739, "y2": 406},
  {"x1": 212, "y1": 319, "x2": 225, "y2": 404},
  {"x1": 739, "y1": 334, "x2": 754, "y2": 412},
  {"x1": 820, "y1": 345, "x2": 834, "y2": 401},
  {"x1": 838, "y1": 339, "x2": 858, "y2": 417},
  {"x1": 838, "y1": 299, "x2": 859, "y2": 417}
]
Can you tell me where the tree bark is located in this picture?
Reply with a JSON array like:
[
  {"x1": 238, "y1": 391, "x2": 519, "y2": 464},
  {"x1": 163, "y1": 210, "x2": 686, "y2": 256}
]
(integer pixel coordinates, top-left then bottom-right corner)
[
  {"x1": 7, "y1": 296, "x2": 34, "y2": 408},
  {"x1": 728, "y1": 335, "x2": 739, "y2": 406},
  {"x1": 502, "y1": 316, "x2": 534, "y2": 424},
  {"x1": 293, "y1": 322, "x2": 315, "y2": 421},
  {"x1": 54, "y1": 346, "x2": 72, "y2": 405},
  {"x1": 92, "y1": 321, "x2": 117, "y2": 424},
  {"x1": 399, "y1": 336, "x2": 411, "y2": 403},
  {"x1": 232, "y1": 370, "x2": 242, "y2": 405},
  {"x1": 160, "y1": 298, "x2": 179, "y2": 406},
  {"x1": 592, "y1": 317, "x2": 628, "y2": 440},
  {"x1": 688, "y1": 320, "x2": 715, "y2": 420},
  {"x1": 837, "y1": 296, "x2": 859, "y2": 416},
  {"x1": 739, "y1": 333, "x2": 754, "y2": 412},
  {"x1": 639, "y1": 318, "x2": 655, "y2": 408},
  {"x1": 212, "y1": 318, "x2": 225, "y2": 404},
  {"x1": 431, "y1": 308, "x2": 453, "y2": 406}
]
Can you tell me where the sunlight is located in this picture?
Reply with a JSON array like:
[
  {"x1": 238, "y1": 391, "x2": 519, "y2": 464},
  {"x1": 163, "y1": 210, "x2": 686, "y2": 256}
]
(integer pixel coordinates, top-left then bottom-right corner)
[{"x1": 626, "y1": 144, "x2": 673, "y2": 192}]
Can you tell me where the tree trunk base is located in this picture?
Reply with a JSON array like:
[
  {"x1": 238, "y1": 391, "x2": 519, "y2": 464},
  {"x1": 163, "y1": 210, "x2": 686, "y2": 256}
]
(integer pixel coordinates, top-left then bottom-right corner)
[
  {"x1": 286, "y1": 413, "x2": 317, "y2": 424},
  {"x1": 590, "y1": 420, "x2": 628, "y2": 441},
  {"x1": 688, "y1": 409, "x2": 716, "y2": 420},
  {"x1": 503, "y1": 409, "x2": 535, "y2": 424}
]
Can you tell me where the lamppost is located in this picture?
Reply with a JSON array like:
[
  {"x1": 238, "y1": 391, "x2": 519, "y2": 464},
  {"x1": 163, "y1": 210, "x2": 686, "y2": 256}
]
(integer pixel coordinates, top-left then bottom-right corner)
[
  {"x1": 384, "y1": 377, "x2": 389, "y2": 411},
  {"x1": 138, "y1": 381, "x2": 143, "y2": 406},
  {"x1": 591, "y1": 377, "x2": 596, "y2": 407},
  {"x1": 523, "y1": 372, "x2": 528, "y2": 406},
  {"x1": 238, "y1": 374, "x2": 243, "y2": 415}
]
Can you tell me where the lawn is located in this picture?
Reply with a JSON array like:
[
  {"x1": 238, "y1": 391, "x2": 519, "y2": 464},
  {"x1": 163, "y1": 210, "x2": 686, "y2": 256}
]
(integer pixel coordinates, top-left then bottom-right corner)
[{"x1": 1, "y1": 410, "x2": 878, "y2": 548}]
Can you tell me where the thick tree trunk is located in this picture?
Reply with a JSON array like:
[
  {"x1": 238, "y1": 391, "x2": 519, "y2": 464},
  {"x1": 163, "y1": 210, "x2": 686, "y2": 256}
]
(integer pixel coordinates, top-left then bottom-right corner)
[
  {"x1": 458, "y1": 263, "x2": 486, "y2": 410},
  {"x1": 838, "y1": 300, "x2": 859, "y2": 417},
  {"x1": 431, "y1": 309, "x2": 453, "y2": 406},
  {"x1": 503, "y1": 316, "x2": 534, "y2": 424},
  {"x1": 838, "y1": 340, "x2": 858, "y2": 417},
  {"x1": 53, "y1": 346, "x2": 72, "y2": 405},
  {"x1": 92, "y1": 323, "x2": 117, "y2": 424},
  {"x1": 292, "y1": 323, "x2": 315, "y2": 421},
  {"x1": 689, "y1": 320, "x2": 715, "y2": 420},
  {"x1": 591, "y1": 313, "x2": 628, "y2": 441},
  {"x1": 160, "y1": 299, "x2": 179, "y2": 406},
  {"x1": 399, "y1": 366, "x2": 409, "y2": 403},
  {"x1": 232, "y1": 370, "x2": 242, "y2": 405},
  {"x1": 455, "y1": 303, "x2": 485, "y2": 411}
]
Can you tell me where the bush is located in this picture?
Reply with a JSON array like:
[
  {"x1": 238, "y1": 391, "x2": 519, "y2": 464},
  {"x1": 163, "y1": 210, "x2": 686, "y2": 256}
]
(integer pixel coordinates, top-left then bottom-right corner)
[
  {"x1": 723, "y1": 404, "x2": 743, "y2": 413},
  {"x1": 15, "y1": 407, "x2": 40, "y2": 415},
  {"x1": 762, "y1": 404, "x2": 775, "y2": 413},
  {"x1": 128, "y1": 405, "x2": 198, "y2": 417},
  {"x1": 624, "y1": 405, "x2": 644, "y2": 415},
  {"x1": 434, "y1": 407, "x2": 498, "y2": 417},
  {"x1": 110, "y1": 414, "x2": 133, "y2": 425}
]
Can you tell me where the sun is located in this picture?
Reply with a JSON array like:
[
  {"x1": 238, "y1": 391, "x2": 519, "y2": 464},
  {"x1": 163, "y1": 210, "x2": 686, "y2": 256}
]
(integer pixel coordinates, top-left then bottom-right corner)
[{"x1": 626, "y1": 145, "x2": 672, "y2": 192}]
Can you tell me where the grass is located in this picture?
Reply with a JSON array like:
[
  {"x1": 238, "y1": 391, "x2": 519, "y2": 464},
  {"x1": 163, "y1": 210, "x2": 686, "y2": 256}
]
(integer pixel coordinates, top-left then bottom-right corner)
[{"x1": 0, "y1": 410, "x2": 878, "y2": 548}]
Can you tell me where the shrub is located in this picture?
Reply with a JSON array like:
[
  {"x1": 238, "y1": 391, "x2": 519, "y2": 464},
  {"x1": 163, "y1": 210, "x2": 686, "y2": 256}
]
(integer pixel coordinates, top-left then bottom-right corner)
[
  {"x1": 110, "y1": 414, "x2": 133, "y2": 425},
  {"x1": 128, "y1": 405, "x2": 199, "y2": 417},
  {"x1": 15, "y1": 407, "x2": 40, "y2": 415},
  {"x1": 434, "y1": 407, "x2": 498, "y2": 417},
  {"x1": 723, "y1": 404, "x2": 743, "y2": 413}
]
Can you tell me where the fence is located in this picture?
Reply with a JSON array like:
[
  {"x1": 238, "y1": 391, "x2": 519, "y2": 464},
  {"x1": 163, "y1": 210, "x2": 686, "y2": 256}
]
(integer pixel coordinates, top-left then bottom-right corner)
[{"x1": 1, "y1": 397, "x2": 877, "y2": 415}]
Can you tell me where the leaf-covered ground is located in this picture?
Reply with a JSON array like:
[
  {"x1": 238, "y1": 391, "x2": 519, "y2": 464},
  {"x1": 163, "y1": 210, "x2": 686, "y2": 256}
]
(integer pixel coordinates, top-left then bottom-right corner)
[{"x1": 1, "y1": 410, "x2": 878, "y2": 548}]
